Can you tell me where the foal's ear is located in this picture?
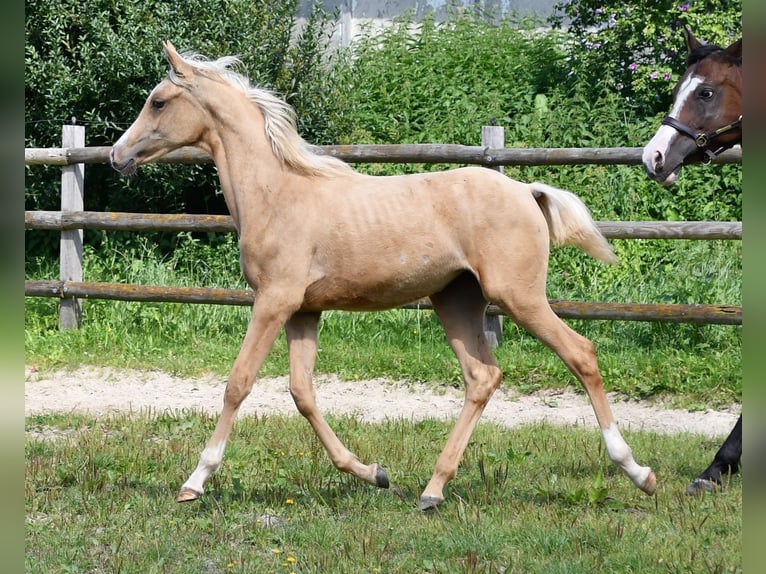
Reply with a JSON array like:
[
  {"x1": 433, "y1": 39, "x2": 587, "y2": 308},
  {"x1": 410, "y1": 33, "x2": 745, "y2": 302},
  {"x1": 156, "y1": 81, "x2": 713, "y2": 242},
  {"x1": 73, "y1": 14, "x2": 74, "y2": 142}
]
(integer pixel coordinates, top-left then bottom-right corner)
[
  {"x1": 683, "y1": 28, "x2": 703, "y2": 53},
  {"x1": 725, "y1": 38, "x2": 742, "y2": 61},
  {"x1": 162, "y1": 40, "x2": 193, "y2": 79}
]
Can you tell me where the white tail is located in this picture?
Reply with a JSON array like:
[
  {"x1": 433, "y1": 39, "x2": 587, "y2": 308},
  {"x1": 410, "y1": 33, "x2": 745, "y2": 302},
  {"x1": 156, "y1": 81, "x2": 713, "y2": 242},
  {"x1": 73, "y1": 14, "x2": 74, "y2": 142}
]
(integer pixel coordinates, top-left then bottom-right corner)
[{"x1": 531, "y1": 182, "x2": 618, "y2": 264}]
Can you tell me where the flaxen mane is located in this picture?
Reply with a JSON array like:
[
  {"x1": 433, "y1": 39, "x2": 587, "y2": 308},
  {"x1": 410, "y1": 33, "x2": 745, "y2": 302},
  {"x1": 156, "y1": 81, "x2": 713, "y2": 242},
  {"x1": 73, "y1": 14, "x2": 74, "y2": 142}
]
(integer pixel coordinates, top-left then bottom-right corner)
[{"x1": 169, "y1": 53, "x2": 353, "y2": 177}]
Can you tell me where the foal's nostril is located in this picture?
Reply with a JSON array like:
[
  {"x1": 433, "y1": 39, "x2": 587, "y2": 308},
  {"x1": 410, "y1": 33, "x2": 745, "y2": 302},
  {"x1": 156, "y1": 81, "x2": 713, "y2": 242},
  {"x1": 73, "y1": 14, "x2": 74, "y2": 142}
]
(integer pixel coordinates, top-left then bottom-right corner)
[{"x1": 653, "y1": 150, "x2": 664, "y2": 171}]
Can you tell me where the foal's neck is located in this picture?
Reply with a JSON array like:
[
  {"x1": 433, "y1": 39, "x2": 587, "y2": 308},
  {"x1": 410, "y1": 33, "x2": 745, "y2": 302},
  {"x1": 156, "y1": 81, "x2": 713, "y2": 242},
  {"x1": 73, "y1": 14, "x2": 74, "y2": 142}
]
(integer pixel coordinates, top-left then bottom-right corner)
[{"x1": 203, "y1": 95, "x2": 297, "y2": 231}]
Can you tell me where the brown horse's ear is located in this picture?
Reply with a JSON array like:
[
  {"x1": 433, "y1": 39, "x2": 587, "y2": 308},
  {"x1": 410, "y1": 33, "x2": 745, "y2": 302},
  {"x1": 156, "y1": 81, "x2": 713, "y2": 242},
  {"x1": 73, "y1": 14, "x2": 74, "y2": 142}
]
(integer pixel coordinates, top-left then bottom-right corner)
[
  {"x1": 683, "y1": 28, "x2": 703, "y2": 54},
  {"x1": 162, "y1": 40, "x2": 193, "y2": 79},
  {"x1": 726, "y1": 38, "x2": 742, "y2": 61}
]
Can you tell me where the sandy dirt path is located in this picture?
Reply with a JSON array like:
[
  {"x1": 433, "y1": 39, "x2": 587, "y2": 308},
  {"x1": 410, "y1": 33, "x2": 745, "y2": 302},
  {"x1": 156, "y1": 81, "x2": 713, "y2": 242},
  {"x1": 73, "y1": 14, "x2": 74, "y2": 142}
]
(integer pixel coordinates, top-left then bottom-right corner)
[{"x1": 25, "y1": 366, "x2": 740, "y2": 438}]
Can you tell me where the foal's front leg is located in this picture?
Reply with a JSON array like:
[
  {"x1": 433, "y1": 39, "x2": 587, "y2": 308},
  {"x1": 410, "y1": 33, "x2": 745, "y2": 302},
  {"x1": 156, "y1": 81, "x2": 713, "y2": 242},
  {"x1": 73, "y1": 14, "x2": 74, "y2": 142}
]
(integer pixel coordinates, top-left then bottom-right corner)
[
  {"x1": 176, "y1": 303, "x2": 289, "y2": 502},
  {"x1": 285, "y1": 312, "x2": 389, "y2": 488}
]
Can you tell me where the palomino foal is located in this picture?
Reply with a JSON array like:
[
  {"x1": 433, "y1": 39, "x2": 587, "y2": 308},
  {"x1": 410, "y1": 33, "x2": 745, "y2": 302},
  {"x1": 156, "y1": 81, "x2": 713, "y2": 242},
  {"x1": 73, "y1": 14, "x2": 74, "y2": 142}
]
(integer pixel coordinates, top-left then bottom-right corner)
[{"x1": 111, "y1": 41, "x2": 656, "y2": 510}]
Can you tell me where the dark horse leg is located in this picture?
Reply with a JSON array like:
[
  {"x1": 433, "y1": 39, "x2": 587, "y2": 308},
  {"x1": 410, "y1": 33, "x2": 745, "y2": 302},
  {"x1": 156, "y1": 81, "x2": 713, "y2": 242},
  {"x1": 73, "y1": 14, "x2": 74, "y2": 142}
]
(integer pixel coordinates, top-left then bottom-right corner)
[{"x1": 687, "y1": 415, "x2": 742, "y2": 495}]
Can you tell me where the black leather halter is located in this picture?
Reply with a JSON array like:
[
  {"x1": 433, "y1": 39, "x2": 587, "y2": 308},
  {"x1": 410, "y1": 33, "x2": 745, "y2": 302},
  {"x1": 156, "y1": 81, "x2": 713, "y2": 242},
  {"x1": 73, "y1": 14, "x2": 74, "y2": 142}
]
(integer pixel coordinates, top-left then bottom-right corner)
[{"x1": 661, "y1": 114, "x2": 742, "y2": 163}]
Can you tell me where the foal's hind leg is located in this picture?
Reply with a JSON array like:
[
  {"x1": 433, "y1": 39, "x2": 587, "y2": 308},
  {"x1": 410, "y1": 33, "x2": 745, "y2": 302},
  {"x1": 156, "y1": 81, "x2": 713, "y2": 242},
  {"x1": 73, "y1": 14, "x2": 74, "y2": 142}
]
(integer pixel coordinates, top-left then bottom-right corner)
[
  {"x1": 285, "y1": 312, "x2": 389, "y2": 488},
  {"x1": 420, "y1": 273, "x2": 503, "y2": 510},
  {"x1": 502, "y1": 295, "x2": 656, "y2": 495}
]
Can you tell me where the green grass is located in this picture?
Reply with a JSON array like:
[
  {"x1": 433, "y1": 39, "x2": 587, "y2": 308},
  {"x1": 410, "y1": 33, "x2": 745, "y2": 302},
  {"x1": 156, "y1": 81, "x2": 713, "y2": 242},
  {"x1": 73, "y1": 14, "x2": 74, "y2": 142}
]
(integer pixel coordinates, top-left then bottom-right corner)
[{"x1": 25, "y1": 412, "x2": 742, "y2": 573}]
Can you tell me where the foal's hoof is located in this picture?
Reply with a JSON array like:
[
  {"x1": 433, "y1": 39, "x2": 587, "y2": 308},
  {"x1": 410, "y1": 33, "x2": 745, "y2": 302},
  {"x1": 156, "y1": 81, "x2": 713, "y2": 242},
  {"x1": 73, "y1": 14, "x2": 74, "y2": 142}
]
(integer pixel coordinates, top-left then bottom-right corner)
[
  {"x1": 641, "y1": 470, "x2": 657, "y2": 496},
  {"x1": 686, "y1": 478, "x2": 718, "y2": 496},
  {"x1": 374, "y1": 464, "x2": 390, "y2": 489},
  {"x1": 418, "y1": 494, "x2": 444, "y2": 512},
  {"x1": 176, "y1": 487, "x2": 203, "y2": 503}
]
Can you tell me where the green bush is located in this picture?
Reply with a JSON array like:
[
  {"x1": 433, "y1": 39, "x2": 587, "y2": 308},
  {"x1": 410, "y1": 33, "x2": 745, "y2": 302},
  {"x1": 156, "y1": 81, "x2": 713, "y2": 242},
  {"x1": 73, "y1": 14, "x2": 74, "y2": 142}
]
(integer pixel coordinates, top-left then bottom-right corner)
[
  {"x1": 331, "y1": 7, "x2": 740, "y2": 222},
  {"x1": 332, "y1": 10, "x2": 568, "y2": 148}
]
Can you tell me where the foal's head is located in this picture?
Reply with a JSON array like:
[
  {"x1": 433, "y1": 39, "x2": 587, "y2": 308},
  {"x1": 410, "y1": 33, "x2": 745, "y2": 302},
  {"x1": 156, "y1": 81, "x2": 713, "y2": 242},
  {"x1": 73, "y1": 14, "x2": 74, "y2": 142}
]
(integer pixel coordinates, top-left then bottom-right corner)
[
  {"x1": 642, "y1": 28, "x2": 742, "y2": 185},
  {"x1": 110, "y1": 41, "x2": 237, "y2": 176},
  {"x1": 111, "y1": 41, "x2": 352, "y2": 179}
]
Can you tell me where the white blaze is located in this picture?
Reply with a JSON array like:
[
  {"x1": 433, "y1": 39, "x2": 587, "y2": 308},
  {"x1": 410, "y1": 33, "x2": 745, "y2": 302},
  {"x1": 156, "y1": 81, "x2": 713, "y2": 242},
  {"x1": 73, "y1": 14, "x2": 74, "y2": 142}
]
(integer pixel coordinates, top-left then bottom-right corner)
[{"x1": 642, "y1": 75, "x2": 703, "y2": 177}]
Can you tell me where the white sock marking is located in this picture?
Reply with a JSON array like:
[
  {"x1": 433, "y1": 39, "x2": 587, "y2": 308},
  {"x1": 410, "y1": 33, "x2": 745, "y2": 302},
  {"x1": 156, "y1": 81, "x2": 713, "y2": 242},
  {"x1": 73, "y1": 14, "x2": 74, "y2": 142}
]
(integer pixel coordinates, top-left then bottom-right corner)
[{"x1": 602, "y1": 423, "x2": 652, "y2": 488}]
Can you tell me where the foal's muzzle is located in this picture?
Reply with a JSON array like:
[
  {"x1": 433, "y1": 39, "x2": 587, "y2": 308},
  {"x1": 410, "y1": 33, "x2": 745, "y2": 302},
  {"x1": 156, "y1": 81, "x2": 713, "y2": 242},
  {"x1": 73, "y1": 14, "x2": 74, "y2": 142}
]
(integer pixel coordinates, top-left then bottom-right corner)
[{"x1": 110, "y1": 147, "x2": 137, "y2": 177}]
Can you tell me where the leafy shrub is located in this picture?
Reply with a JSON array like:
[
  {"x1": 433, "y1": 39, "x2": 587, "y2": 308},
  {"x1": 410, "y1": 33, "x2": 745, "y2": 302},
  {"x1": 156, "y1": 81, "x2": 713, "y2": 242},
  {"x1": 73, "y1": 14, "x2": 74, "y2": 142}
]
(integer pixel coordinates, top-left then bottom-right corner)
[
  {"x1": 333, "y1": 10, "x2": 568, "y2": 148},
  {"x1": 332, "y1": 6, "x2": 740, "y2": 222}
]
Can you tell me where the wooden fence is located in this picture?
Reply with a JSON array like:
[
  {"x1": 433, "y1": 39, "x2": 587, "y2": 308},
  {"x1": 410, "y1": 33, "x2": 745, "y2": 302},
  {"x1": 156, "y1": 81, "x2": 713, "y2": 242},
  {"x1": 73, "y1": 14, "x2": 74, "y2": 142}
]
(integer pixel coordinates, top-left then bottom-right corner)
[{"x1": 24, "y1": 124, "x2": 743, "y2": 340}]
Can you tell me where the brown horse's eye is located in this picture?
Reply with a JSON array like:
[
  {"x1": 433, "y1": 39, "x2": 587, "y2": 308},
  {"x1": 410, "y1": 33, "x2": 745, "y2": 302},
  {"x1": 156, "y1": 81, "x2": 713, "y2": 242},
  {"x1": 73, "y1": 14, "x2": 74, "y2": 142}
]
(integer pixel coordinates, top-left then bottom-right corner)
[
  {"x1": 699, "y1": 88, "x2": 714, "y2": 101},
  {"x1": 151, "y1": 99, "x2": 165, "y2": 110}
]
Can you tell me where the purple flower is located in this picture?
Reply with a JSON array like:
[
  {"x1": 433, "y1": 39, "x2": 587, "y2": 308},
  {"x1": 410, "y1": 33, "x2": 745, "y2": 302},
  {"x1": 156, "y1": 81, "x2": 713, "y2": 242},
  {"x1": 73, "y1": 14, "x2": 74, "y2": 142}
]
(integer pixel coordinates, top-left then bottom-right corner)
[
  {"x1": 595, "y1": 8, "x2": 603, "y2": 14},
  {"x1": 609, "y1": 13, "x2": 617, "y2": 25},
  {"x1": 678, "y1": 3, "x2": 689, "y2": 11},
  {"x1": 663, "y1": 72, "x2": 671, "y2": 80},
  {"x1": 629, "y1": 62, "x2": 638, "y2": 71},
  {"x1": 650, "y1": 70, "x2": 659, "y2": 79}
]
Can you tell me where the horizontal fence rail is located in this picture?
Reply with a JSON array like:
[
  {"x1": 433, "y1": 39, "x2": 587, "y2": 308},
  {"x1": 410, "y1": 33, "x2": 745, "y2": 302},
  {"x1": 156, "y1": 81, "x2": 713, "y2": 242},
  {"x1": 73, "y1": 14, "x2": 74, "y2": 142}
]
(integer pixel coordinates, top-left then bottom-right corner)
[
  {"x1": 25, "y1": 280, "x2": 742, "y2": 325},
  {"x1": 24, "y1": 211, "x2": 743, "y2": 240},
  {"x1": 24, "y1": 210, "x2": 743, "y2": 325},
  {"x1": 24, "y1": 144, "x2": 742, "y2": 167},
  {"x1": 25, "y1": 127, "x2": 742, "y2": 332}
]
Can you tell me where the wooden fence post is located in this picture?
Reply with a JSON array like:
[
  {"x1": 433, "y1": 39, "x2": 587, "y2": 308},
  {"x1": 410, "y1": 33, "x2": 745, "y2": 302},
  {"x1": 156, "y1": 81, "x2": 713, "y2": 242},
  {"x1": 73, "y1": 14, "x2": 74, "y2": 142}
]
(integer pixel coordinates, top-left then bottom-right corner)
[
  {"x1": 481, "y1": 122, "x2": 504, "y2": 348},
  {"x1": 59, "y1": 121, "x2": 85, "y2": 329}
]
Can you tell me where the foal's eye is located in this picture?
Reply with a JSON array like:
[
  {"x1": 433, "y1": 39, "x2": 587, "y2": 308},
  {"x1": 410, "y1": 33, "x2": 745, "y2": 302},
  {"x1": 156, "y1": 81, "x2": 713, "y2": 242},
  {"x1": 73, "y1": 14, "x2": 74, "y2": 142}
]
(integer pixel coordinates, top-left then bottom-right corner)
[
  {"x1": 151, "y1": 99, "x2": 165, "y2": 110},
  {"x1": 699, "y1": 88, "x2": 714, "y2": 101}
]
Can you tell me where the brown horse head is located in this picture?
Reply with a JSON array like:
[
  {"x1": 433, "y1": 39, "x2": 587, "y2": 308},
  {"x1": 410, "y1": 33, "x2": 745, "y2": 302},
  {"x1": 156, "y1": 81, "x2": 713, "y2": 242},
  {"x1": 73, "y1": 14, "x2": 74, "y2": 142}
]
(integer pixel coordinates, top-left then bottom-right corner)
[{"x1": 642, "y1": 29, "x2": 741, "y2": 185}]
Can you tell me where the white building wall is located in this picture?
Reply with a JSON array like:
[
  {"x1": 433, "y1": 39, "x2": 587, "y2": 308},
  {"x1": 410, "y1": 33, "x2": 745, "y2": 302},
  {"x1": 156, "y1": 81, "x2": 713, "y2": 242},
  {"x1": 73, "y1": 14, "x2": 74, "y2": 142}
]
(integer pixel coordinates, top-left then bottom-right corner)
[{"x1": 299, "y1": 0, "x2": 567, "y2": 46}]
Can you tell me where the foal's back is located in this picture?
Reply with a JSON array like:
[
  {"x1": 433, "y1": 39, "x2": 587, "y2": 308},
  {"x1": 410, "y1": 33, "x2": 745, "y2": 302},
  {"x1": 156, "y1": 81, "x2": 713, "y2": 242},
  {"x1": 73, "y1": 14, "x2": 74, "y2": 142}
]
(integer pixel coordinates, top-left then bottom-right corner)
[{"x1": 296, "y1": 166, "x2": 551, "y2": 312}]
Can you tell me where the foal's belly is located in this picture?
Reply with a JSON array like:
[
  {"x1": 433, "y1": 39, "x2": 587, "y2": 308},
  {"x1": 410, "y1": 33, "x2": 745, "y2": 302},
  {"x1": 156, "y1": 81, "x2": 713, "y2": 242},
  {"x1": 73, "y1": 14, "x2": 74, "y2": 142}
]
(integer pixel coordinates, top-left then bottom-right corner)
[{"x1": 300, "y1": 261, "x2": 464, "y2": 312}]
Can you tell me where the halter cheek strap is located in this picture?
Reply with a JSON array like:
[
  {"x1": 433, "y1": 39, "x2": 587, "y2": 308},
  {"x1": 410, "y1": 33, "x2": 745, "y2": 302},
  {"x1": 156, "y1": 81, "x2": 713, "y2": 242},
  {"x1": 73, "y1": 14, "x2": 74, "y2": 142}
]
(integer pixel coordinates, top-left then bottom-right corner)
[{"x1": 661, "y1": 115, "x2": 743, "y2": 163}]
